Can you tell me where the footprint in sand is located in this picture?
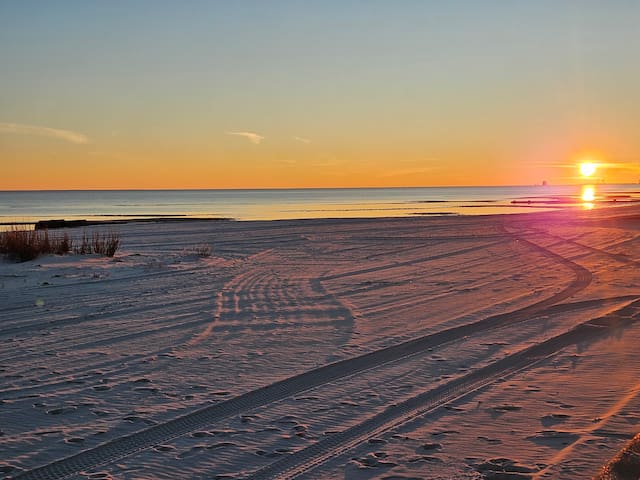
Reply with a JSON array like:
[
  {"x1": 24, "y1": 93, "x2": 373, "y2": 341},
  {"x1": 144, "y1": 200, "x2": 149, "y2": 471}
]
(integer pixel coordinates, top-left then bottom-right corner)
[
  {"x1": 84, "y1": 472, "x2": 114, "y2": 479},
  {"x1": 368, "y1": 438, "x2": 387, "y2": 445},
  {"x1": 65, "y1": 437, "x2": 85, "y2": 444},
  {"x1": 431, "y1": 429, "x2": 459, "y2": 437},
  {"x1": 292, "y1": 424, "x2": 308, "y2": 437},
  {"x1": 475, "y1": 458, "x2": 537, "y2": 478},
  {"x1": 477, "y1": 436, "x2": 502, "y2": 445},
  {"x1": 133, "y1": 386, "x2": 159, "y2": 393},
  {"x1": 207, "y1": 441, "x2": 237, "y2": 450},
  {"x1": 419, "y1": 442, "x2": 442, "y2": 451},
  {"x1": 154, "y1": 445, "x2": 175, "y2": 452},
  {"x1": 526, "y1": 430, "x2": 579, "y2": 447},
  {"x1": 351, "y1": 453, "x2": 398, "y2": 469},
  {"x1": 541, "y1": 412, "x2": 571, "y2": 427},
  {"x1": 46, "y1": 406, "x2": 77, "y2": 415},
  {"x1": 489, "y1": 404, "x2": 522, "y2": 418},
  {"x1": 177, "y1": 445, "x2": 207, "y2": 459}
]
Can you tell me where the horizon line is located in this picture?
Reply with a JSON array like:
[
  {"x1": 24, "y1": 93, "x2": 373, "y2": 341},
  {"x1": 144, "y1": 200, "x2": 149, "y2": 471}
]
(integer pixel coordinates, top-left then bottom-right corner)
[{"x1": 2, "y1": 181, "x2": 634, "y2": 193}]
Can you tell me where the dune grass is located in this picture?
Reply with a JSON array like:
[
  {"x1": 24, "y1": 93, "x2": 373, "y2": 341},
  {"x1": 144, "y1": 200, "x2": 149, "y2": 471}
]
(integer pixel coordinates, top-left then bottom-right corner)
[
  {"x1": 76, "y1": 231, "x2": 120, "y2": 257},
  {"x1": 183, "y1": 244, "x2": 212, "y2": 257},
  {"x1": 0, "y1": 228, "x2": 120, "y2": 262}
]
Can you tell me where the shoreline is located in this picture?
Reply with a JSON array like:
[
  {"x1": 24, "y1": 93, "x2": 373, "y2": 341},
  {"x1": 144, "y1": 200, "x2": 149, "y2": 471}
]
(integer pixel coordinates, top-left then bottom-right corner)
[
  {"x1": 3, "y1": 184, "x2": 640, "y2": 226},
  {"x1": 22, "y1": 202, "x2": 640, "y2": 229},
  {"x1": 0, "y1": 201, "x2": 634, "y2": 228},
  {"x1": 31, "y1": 217, "x2": 233, "y2": 230},
  {"x1": 0, "y1": 217, "x2": 234, "y2": 229}
]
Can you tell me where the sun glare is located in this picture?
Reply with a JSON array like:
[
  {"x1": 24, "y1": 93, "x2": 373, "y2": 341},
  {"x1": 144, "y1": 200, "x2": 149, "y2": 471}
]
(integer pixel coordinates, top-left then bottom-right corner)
[
  {"x1": 581, "y1": 185, "x2": 595, "y2": 209},
  {"x1": 582, "y1": 186, "x2": 595, "y2": 202},
  {"x1": 580, "y1": 162, "x2": 597, "y2": 177}
]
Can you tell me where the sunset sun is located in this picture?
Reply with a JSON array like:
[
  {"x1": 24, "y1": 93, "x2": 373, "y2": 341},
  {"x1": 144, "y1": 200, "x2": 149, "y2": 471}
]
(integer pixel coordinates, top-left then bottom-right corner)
[{"x1": 580, "y1": 161, "x2": 597, "y2": 177}]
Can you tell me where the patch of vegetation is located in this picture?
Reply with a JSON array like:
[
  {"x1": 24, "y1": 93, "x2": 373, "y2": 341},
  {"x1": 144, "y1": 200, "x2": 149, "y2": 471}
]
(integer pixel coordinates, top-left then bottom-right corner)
[
  {"x1": 75, "y1": 231, "x2": 120, "y2": 257},
  {"x1": 0, "y1": 229, "x2": 120, "y2": 262},
  {"x1": 0, "y1": 229, "x2": 72, "y2": 262},
  {"x1": 184, "y1": 244, "x2": 213, "y2": 257}
]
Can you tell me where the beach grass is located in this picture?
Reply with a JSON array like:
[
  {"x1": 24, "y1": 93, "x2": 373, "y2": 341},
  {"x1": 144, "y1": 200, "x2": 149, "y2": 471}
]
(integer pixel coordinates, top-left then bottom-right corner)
[
  {"x1": 0, "y1": 228, "x2": 72, "y2": 262},
  {"x1": 0, "y1": 228, "x2": 119, "y2": 262},
  {"x1": 184, "y1": 244, "x2": 212, "y2": 257},
  {"x1": 76, "y1": 231, "x2": 120, "y2": 257}
]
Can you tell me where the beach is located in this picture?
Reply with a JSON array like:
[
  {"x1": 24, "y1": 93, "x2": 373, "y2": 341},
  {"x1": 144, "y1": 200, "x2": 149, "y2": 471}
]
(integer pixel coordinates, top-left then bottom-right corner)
[{"x1": 2, "y1": 206, "x2": 640, "y2": 479}]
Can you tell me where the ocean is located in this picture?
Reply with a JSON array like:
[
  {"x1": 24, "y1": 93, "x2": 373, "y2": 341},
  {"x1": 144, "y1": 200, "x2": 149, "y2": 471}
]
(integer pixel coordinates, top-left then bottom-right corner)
[{"x1": 1, "y1": 184, "x2": 639, "y2": 226}]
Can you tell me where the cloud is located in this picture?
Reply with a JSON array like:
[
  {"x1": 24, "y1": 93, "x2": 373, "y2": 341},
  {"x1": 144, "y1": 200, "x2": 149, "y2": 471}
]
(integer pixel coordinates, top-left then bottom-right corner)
[
  {"x1": 312, "y1": 160, "x2": 340, "y2": 168},
  {"x1": 293, "y1": 136, "x2": 311, "y2": 144},
  {"x1": 0, "y1": 123, "x2": 89, "y2": 144},
  {"x1": 600, "y1": 162, "x2": 640, "y2": 172},
  {"x1": 378, "y1": 167, "x2": 433, "y2": 178},
  {"x1": 225, "y1": 131, "x2": 264, "y2": 144}
]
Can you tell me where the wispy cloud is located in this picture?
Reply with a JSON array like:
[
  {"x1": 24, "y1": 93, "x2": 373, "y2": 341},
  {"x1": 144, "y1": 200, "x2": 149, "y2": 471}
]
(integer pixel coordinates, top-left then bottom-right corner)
[
  {"x1": 0, "y1": 123, "x2": 89, "y2": 144},
  {"x1": 293, "y1": 136, "x2": 311, "y2": 144},
  {"x1": 312, "y1": 160, "x2": 340, "y2": 168},
  {"x1": 378, "y1": 167, "x2": 433, "y2": 178},
  {"x1": 225, "y1": 131, "x2": 264, "y2": 144},
  {"x1": 536, "y1": 161, "x2": 640, "y2": 172}
]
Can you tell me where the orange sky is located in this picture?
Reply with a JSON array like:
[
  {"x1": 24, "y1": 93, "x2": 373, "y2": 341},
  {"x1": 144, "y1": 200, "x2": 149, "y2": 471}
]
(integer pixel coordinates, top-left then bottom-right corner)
[{"x1": 1, "y1": 2, "x2": 639, "y2": 190}]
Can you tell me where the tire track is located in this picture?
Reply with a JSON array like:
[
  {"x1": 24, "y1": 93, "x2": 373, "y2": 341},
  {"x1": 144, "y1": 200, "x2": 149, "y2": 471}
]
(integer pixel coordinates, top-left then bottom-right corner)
[
  {"x1": 0, "y1": 267, "x2": 211, "y2": 317},
  {"x1": 320, "y1": 239, "x2": 507, "y2": 281},
  {"x1": 332, "y1": 257, "x2": 550, "y2": 321},
  {"x1": 9, "y1": 233, "x2": 596, "y2": 480},
  {"x1": 0, "y1": 273, "x2": 221, "y2": 344},
  {"x1": 506, "y1": 224, "x2": 639, "y2": 265},
  {"x1": 544, "y1": 231, "x2": 639, "y2": 265},
  {"x1": 246, "y1": 302, "x2": 640, "y2": 480},
  {"x1": 185, "y1": 267, "x2": 264, "y2": 346},
  {"x1": 0, "y1": 292, "x2": 212, "y2": 345}
]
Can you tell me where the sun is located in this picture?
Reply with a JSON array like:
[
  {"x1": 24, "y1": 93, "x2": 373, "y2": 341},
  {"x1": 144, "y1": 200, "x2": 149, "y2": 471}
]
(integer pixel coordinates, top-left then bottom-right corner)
[{"x1": 580, "y1": 162, "x2": 597, "y2": 177}]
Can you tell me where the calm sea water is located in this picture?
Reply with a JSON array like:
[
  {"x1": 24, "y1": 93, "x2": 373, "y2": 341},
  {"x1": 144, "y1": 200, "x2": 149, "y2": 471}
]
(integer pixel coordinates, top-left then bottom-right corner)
[{"x1": 1, "y1": 185, "x2": 639, "y2": 225}]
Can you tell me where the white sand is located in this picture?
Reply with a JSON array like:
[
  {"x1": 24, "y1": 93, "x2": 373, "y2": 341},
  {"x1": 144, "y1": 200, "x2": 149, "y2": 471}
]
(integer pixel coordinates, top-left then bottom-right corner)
[{"x1": 1, "y1": 207, "x2": 640, "y2": 479}]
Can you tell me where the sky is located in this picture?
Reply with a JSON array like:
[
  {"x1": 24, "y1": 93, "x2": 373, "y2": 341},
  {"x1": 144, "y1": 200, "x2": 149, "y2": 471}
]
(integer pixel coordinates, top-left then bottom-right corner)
[{"x1": 1, "y1": 1, "x2": 639, "y2": 190}]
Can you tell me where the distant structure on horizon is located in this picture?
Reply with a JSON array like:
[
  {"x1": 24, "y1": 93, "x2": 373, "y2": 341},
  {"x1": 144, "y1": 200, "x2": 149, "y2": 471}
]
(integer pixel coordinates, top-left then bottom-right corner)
[{"x1": 542, "y1": 180, "x2": 548, "y2": 186}]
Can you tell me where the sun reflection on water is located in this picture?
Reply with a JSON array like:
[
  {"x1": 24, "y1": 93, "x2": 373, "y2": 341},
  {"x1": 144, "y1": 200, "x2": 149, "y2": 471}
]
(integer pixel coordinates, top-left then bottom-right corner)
[{"x1": 582, "y1": 185, "x2": 595, "y2": 209}]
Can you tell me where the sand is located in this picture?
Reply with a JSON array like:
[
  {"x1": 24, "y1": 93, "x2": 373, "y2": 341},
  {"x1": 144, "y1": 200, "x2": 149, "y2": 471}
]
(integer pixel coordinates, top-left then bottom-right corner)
[{"x1": 2, "y1": 206, "x2": 640, "y2": 479}]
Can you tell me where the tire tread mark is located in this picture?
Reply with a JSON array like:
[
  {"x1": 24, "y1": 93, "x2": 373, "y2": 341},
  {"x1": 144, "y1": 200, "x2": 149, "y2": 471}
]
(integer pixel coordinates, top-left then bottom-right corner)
[
  {"x1": 320, "y1": 240, "x2": 506, "y2": 281},
  {"x1": 10, "y1": 233, "x2": 598, "y2": 480},
  {"x1": 246, "y1": 304, "x2": 640, "y2": 479}
]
